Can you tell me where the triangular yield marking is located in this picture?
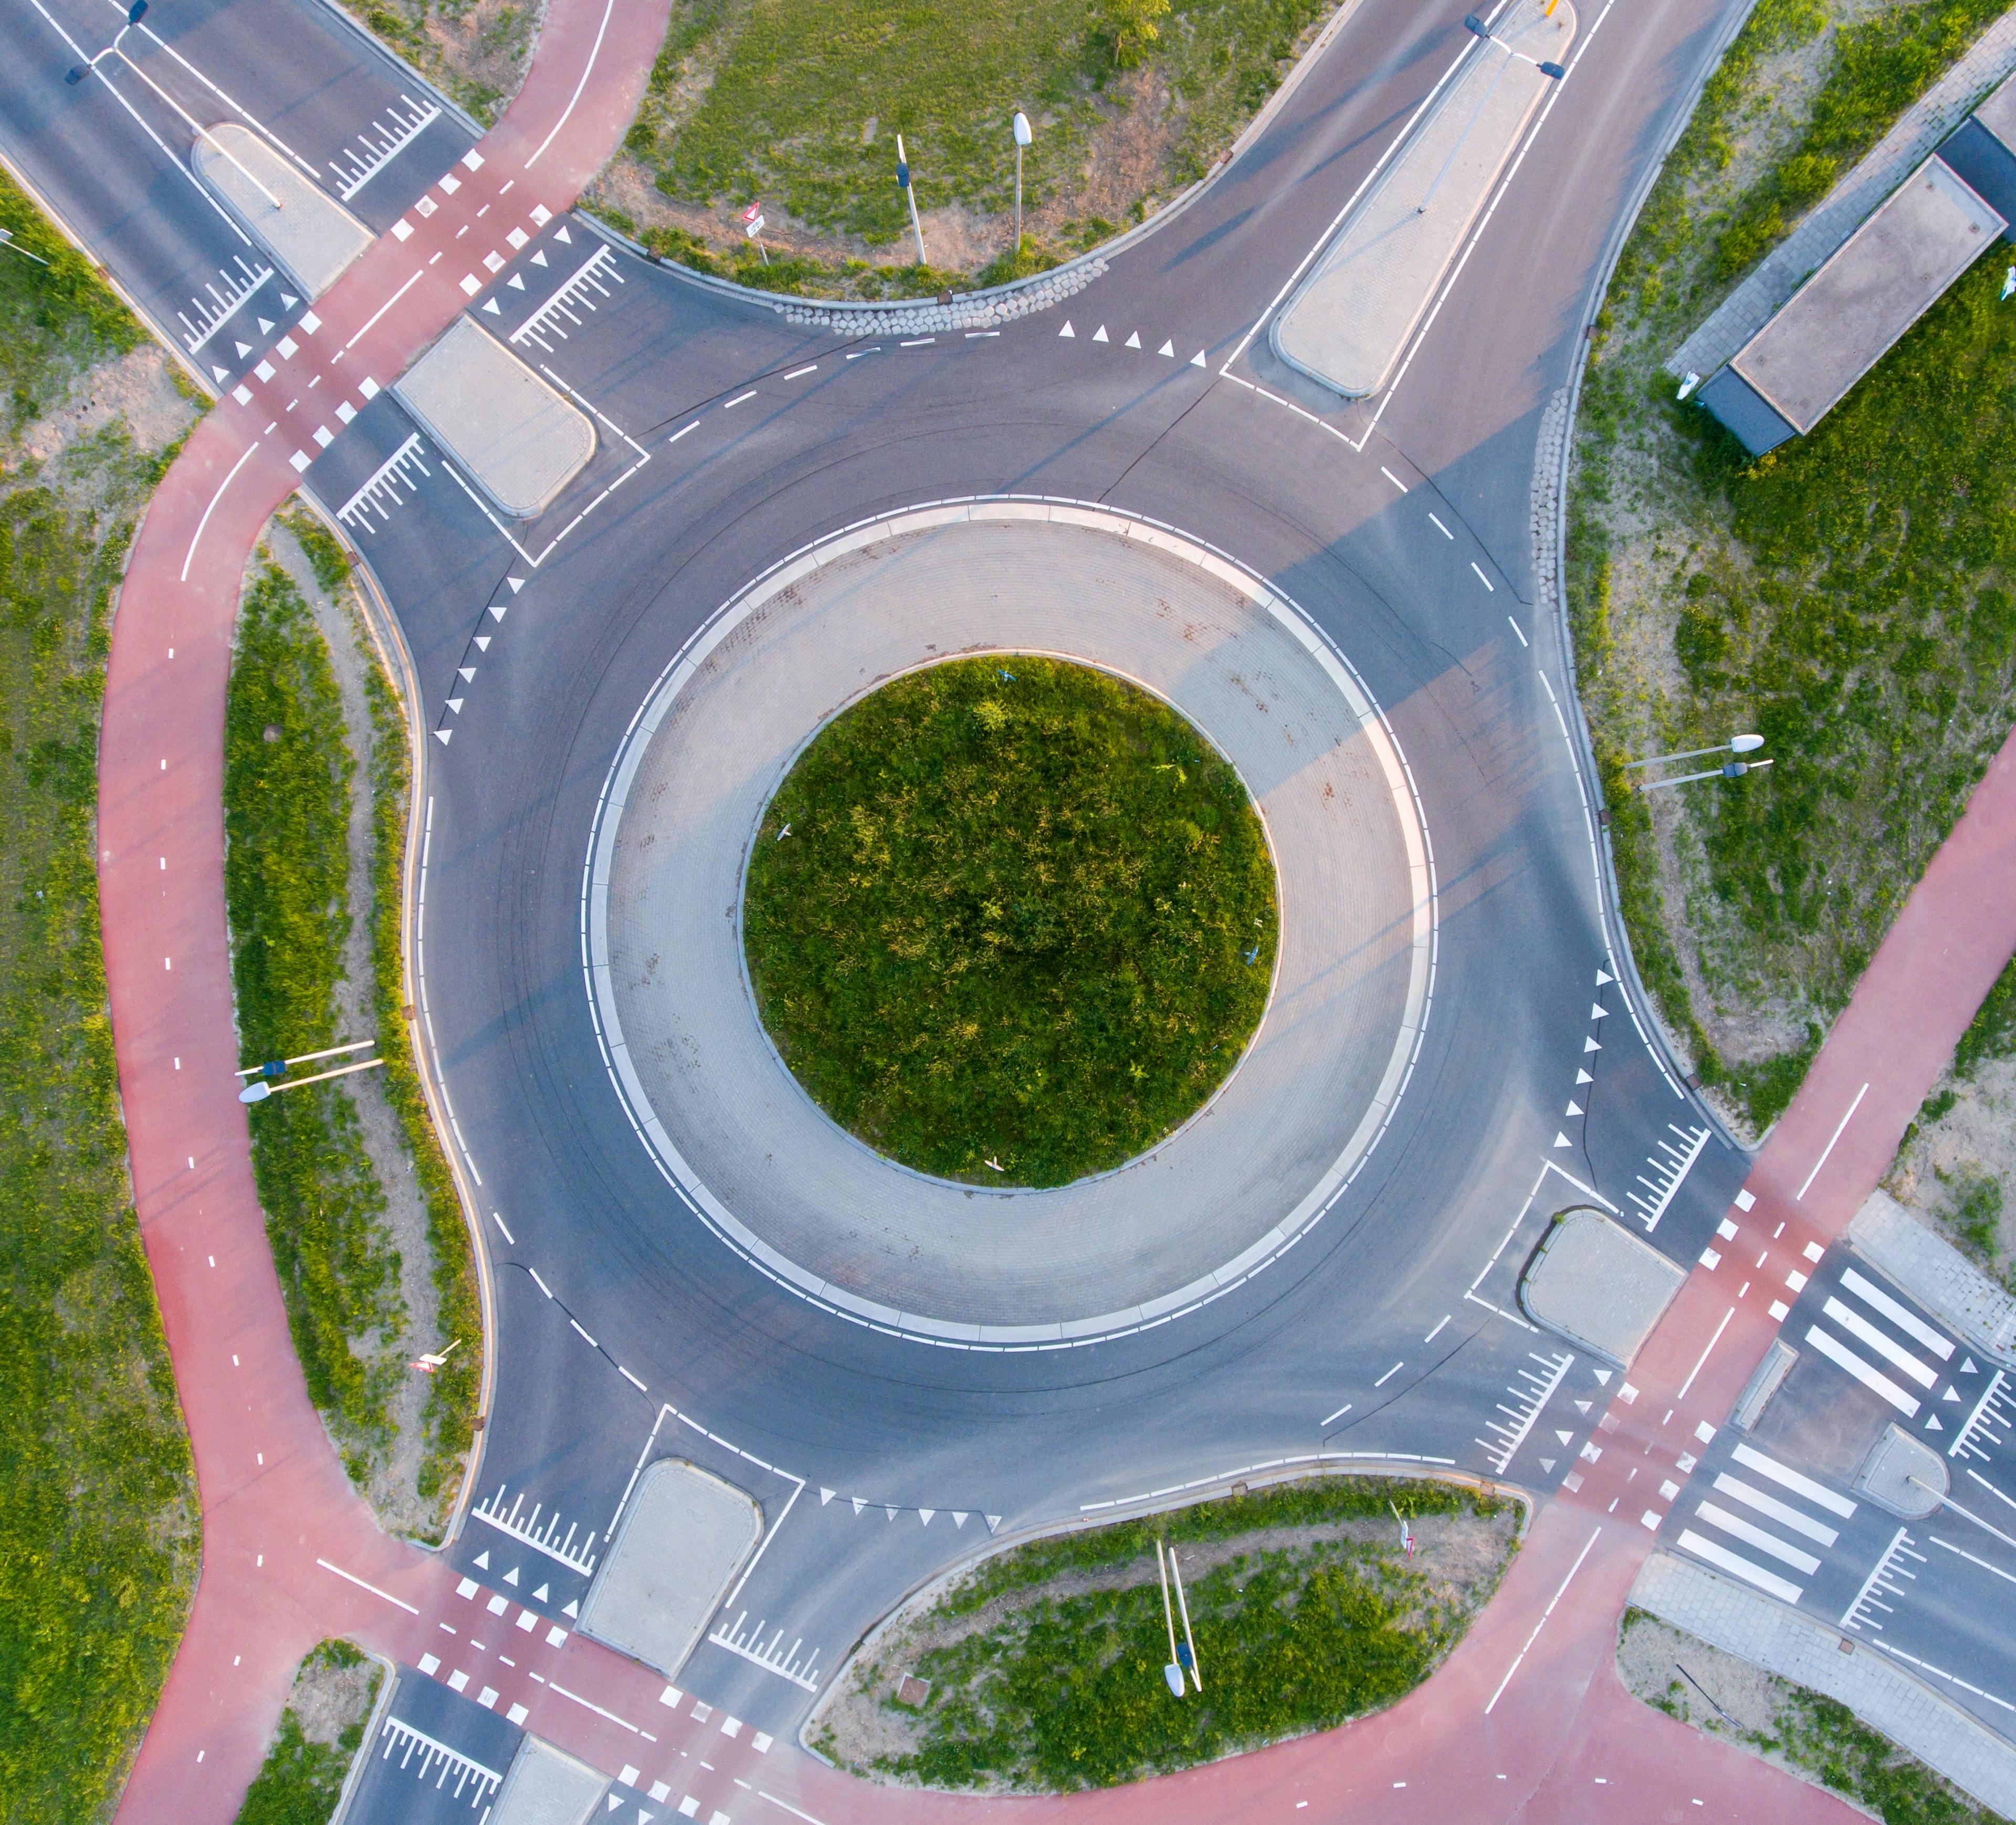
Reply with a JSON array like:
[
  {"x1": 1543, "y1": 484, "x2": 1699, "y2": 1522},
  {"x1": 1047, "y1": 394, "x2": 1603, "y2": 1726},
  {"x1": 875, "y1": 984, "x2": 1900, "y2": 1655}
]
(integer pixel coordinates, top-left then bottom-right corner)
[
  {"x1": 481, "y1": 298, "x2": 501, "y2": 315},
  {"x1": 213, "y1": 364, "x2": 230, "y2": 382},
  {"x1": 1554, "y1": 1132, "x2": 1572, "y2": 1149},
  {"x1": 554, "y1": 224, "x2": 572, "y2": 243},
  {"x1": 885, "y1": 1506, "x2": 898, "y2": 1521},
  {"x1": 1926, "y1": 1414, "x2": 1944, "y2": 1431},
  {"x1": 1583, "y1": 1037, "x2": 1602, "y2": 1053},
  {"x1": 1158, "y1": 340, "x2": 1174, "y2": 357},
  {"x1": 1576, "y1": 1068, "x2": 1594, "y2": 1085},
  {"x1": 474, "y1": 1550, "x2": 490, "y2": 1569},
  {"x1": 1190, "y1": 350, "x2": 1206, "y2": 366},
  {"x1": 258, "y1": 317, "x2": 275, "y2": 334},
  {"x1": 446, "y1": 697, "x2": 464, "y2": 714},
  {"x1": 1540, "y1": 1458, "x2": 1556, "y2": 1472},
  {"x1": 1125, "y1": 331, "x2": 1141, "y2": 348},
  {"x1": 821, "y1": 1487, "x2": 835, "y2": 1504},
  {"x1": 563, "y1": 1598, "x2": 579, "y2": 1618},
  {"x1": 280, "y1": 292, "x2": 299, "y2": 308},
  {"x1": 1592, "y1": 1369, "x2": 1612, "y2": 1385},
  {"x1": 1058, "y1": 320, "x2": 1075, "y2": 338},
  {"x1": 1590, "y1": 1004, "x2": 1608, "y2": 1020},
  {"x1": 1574, "y1": 1400, "x2": 1591, "y2": 1413},
  {"x1": 852, "y1": 1497, "x2": 864, "y2": 1514},
  {"x1": 508, "y1": 274, "x2": 526, "y2": 290},
  {"x1": 1597, "y1": 969, "x2": 1614, "y2": 986},
  {"x1": 488, "y1": 603, "x2": 508, "y2": 621},
  {"x1": 1555, "y1": 1430, "x2": 1573, "y2": 1445},
  {"x1": 1092, "y1": 324, "x2": 1109, "y2": 342},
  {"x1": 919, "y1": 1509, "x2": 935, "y2": 1526},
  {"x1": 607, "y1": 1800, "x2": 622, "y2": 1813},
  {"x1": 1566, "y1": 1101, "x2": 1583, "y2": 1117},
  {"x1": 986, "y1": 1515, "x2": 1002, "y2": 1532},
  {"x1": 1942, "y1": 1387, "x2": 1960, "y2": 1402},
  {"x1": 503, "y1": 1565, "x2": 519, "y2": 1586},
  {"x1": 1962, "y1": 1356, "x2": 1979, "y2": 1373},
  {"x1": 236, "y1": 341, "x2": 253, "y2": 358},
  {"x1": 475, "y1": 635, "x2": 490, "y2": 650},
  {"x1": 534, "y1": 1583, "x2": 549, "y2": 1601},
  {"x1": 532, "y1": 249, "x2": 549, "y2": 266},
  {"x1": 458, "y1": 666, "x2": 476, "y2": 681},
  {"x1": 509, "y1": 576, "x2": 526, "y2": 592},
  {"x1": 952, "y1": 1511, "x2": 968, "y2": 1527}
]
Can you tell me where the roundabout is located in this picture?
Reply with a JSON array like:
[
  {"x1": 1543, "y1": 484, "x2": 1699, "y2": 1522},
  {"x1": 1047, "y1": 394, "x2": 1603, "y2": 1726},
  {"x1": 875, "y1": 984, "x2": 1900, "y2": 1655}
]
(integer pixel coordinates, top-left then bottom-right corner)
[{"x1": 586, "y1": 502, "x2": 1435, "y2": 1347}]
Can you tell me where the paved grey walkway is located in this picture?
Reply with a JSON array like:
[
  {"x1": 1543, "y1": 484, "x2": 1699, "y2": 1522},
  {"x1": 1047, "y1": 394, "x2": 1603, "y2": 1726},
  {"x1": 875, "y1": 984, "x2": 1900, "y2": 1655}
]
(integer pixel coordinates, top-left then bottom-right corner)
[
  {"x1": 1670, "y1": 13, "x2": 2016, "y2": 382},
  {"x1": 1851, "y1": 1190, "x2": 2016, "y2": 1360},
  {"x1": 589, "y1": 505, "x2": 1432, "y2": 1344},
  {"x1": 1273, "y1": 0, "x2": 1574, "y2": 396},
  {"x1": 1631, "y1": 1550, "x2": 2016, "y2": 1813}
]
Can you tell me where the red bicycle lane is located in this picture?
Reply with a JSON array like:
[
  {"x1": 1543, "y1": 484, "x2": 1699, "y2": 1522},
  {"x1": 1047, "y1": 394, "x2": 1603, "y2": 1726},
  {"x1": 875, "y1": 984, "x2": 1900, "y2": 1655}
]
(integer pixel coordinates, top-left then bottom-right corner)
[{"x1": 99, "y1": 2, "x2": 671, "y2": 1815}]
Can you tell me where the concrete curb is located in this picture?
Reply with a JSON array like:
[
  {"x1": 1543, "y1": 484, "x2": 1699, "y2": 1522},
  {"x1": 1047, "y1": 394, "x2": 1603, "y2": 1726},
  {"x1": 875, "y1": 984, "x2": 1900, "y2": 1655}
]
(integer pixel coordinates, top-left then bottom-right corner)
[{"x1": 1631, "y1": 1550, "x2": 2016, "y2": 1814}]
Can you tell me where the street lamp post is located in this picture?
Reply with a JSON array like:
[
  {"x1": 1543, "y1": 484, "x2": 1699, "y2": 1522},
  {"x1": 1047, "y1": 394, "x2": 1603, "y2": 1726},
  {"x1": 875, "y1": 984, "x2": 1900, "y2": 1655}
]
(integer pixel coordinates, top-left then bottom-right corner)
[
  {"x1": 1012, "y1": 110, "x2": 1033, "y2": 253},
  {"x1": 1626, "y1": 733, "x2": 1770, "y2": 793},
  {"x1": 236, "y1": 1037, "x2": 384, "y2": 1103}
]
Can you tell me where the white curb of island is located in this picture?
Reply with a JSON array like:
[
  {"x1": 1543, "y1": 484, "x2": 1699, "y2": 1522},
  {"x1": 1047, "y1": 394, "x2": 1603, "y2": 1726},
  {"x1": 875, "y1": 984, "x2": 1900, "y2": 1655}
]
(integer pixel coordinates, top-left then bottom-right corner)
[{"x1": 579, "y1": 497, "x2": 1436, "y2": 1351}]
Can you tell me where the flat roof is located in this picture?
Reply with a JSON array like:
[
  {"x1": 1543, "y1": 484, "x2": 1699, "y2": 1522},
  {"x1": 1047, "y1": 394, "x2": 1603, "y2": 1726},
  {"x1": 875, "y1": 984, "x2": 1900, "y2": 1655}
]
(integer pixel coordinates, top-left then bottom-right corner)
[
  {"x1": 1974, "y1": 67, "x2": 2016, "y2": 155},
  {"x1": 1731, "y1": 154, "x2": 2002, "y2": 434}
]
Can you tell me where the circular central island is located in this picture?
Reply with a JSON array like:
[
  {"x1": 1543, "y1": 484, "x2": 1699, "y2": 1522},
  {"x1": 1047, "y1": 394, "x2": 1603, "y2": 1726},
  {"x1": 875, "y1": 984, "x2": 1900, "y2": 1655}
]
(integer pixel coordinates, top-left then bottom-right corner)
[
  {"x1": 587, "y1": 502, "x2": 1433, "y2": 1347},
  {"x1": 741, "y1": 654, "x2": 1279, "y2": 1189}
]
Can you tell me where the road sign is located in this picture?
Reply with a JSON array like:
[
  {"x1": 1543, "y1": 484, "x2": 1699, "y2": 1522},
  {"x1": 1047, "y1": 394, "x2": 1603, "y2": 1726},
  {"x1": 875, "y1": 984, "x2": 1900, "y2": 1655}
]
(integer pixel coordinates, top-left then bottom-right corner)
[
  {"x1": 743, "y1": 214, "x2": 765, "y2": 239},
  {"x1": 741, "y1": 201, "x2": 762, "y2": 224}
]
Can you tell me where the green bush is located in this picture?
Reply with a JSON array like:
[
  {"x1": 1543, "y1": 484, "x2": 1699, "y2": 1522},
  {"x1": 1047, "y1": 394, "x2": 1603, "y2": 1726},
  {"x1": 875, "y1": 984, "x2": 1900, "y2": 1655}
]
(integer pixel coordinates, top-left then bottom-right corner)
[
  {"x1": 878, "y1": 1478, "x2": 1507, "y2": 1790},
  {"x1": 225, "y1": 564, "x2": 402, "y2": 1462},
  {"x1": 743, "y1": 657, "x2": 1278, "y2": 1185},
  {"x1": 234, "y1": 1641, "x2": 380, "y2": 1825}
]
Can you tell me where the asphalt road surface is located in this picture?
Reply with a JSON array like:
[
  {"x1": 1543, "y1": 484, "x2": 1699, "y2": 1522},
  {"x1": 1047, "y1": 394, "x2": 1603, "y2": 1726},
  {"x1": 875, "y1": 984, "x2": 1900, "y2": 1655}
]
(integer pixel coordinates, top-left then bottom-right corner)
[{"x1": 18, "y1": 0, "x2": 1998, "y2": 1809}]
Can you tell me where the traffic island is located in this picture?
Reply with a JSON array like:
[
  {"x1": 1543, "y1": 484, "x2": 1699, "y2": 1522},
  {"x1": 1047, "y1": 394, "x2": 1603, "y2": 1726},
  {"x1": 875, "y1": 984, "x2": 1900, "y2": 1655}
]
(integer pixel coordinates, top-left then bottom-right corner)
[
  {"x1": 1271, "y1": 0, "x2": 1576, "y2": 398},
  {"x1": 394, "y1": 317, "x2": 595, "y2": 518},
  {"x1": 1520, "y1": 1207, "x2": 1686, "y2": 1365},
  {"x1": 588, "y1": 504, "x2": 1434, "y2": 1346},
  {"x1": 192, "y1": 122, "x2": 372, "y2": 298},
  {"x1": 808, "y1": 1475, "x2": 1517, "y2": 1791}
]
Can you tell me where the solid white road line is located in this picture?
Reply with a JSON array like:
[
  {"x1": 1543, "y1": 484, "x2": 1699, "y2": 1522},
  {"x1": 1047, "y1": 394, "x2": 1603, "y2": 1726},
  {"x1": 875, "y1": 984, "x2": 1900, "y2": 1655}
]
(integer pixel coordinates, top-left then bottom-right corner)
[
  {"x1": 1730, "y1": 1441, "x2": 1857, "y2": 1517},
  {"x1": 1823, "y1": 1295, "x2": 1937, "y2": 1388},
  {"x1": 1840, "y1": 1267, "x2": 1954, "y2": 1359},
  {"x1": 1675, "y1": 1306, "x2": 1735, "y2": 1399},
  {"x1": 1484, "y1": 1524, "x2": 1601, "y2": 1714},
  {"x1": 1693, "y1": 1501, "x2": 1820, "y2": 1574},
  {"x1": 1711, "y1": 1472, "x2": 1839, "y2": 1545},
  {"x1": 1807, "y1": 1323, "x2": 1920, "y2": 1417},
  {"x1": 525, "y1": 0, "x2": 617, "y2": 167},
  {"x1": 1796, "y1": 1081, "x2": 1868, "y2": 1199},
  {"x1": 1677, "y1": 1529, "x2": 1802, "y2": 1603},
  {"x1": 180, "y1": 440, "x2": 260, "y2": 581},
  {"x1": 317, "y1": 1557, "x2": 420, "y2": 1613}
]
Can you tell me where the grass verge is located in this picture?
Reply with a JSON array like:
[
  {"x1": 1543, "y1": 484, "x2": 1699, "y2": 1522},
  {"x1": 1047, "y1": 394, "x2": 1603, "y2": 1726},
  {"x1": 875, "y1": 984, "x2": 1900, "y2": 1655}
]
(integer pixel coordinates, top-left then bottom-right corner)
[
  {"x1": 0, "y1": 169, "x2": 199, "y2": 1819},
  {"x1": 226, "y1": 560, "x2": 404, "y2": 1480},
  {"x1": 1567, "y1": 0, "x2": 2016, "y2": 1132},
  {"x1": 743, "y1": 656, "x2": 1277, "y2": 1186},
  {"x1": 596, "y1": 0, "x2": 1338, "y2": 294},
  {"x1": 816, "y1": 1477, "x2": 1515, "y2": 1791},
  {"x1": 234, "y1": 1639, "x2": 383, "y2": 1825}
]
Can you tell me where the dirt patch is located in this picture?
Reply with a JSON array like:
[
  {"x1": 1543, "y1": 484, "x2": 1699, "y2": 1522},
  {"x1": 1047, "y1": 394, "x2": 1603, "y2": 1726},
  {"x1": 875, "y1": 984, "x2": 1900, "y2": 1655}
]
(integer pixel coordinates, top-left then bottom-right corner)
[
  {"x1": 1886, "y1": 1053, "x2": 2016, "y2": 1278},
  {"x1": 816, "y1": 1502, "x2": 1518, "y2": 1784},
  {"x1": 10, "y1": 344, "x2": 196, "y2": 470},
  {"x1": 337, "y1": 0, "x2": 543, "y2": 128},
  {"x1": 287, "y1": 1641, "x2": 383, "y2": 1748}
]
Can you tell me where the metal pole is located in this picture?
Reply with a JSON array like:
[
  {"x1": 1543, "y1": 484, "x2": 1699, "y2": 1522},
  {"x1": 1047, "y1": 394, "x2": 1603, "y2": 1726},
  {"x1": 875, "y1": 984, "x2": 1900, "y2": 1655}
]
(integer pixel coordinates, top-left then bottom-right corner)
[
  {"x1": 239, "y1": 1056, "x2": 386, "y2": 1104},
  {"x1": 235, "y1": 1037, "x2": 376, "y2": 1077},
  {"x1": 1156, "y1": 1540, "x2": 1184, "y2": 1694},
  {"x1": 1171, "y1": 1548, "x2": 1202, "y2": 1691},
  {"x1": 1015, "y1": 142, "x2": 1023, "y2": 249},
  {"x1": 898, "y1": 132, "x2": 927, "y2": 266}
]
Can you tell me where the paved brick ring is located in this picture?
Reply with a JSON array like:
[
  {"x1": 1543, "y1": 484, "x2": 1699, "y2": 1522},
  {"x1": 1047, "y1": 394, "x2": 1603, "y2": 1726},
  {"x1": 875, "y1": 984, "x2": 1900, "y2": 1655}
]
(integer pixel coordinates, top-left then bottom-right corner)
[{"x1": 584, "y1": 500, "x2": 1435, "y2": 1348}]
